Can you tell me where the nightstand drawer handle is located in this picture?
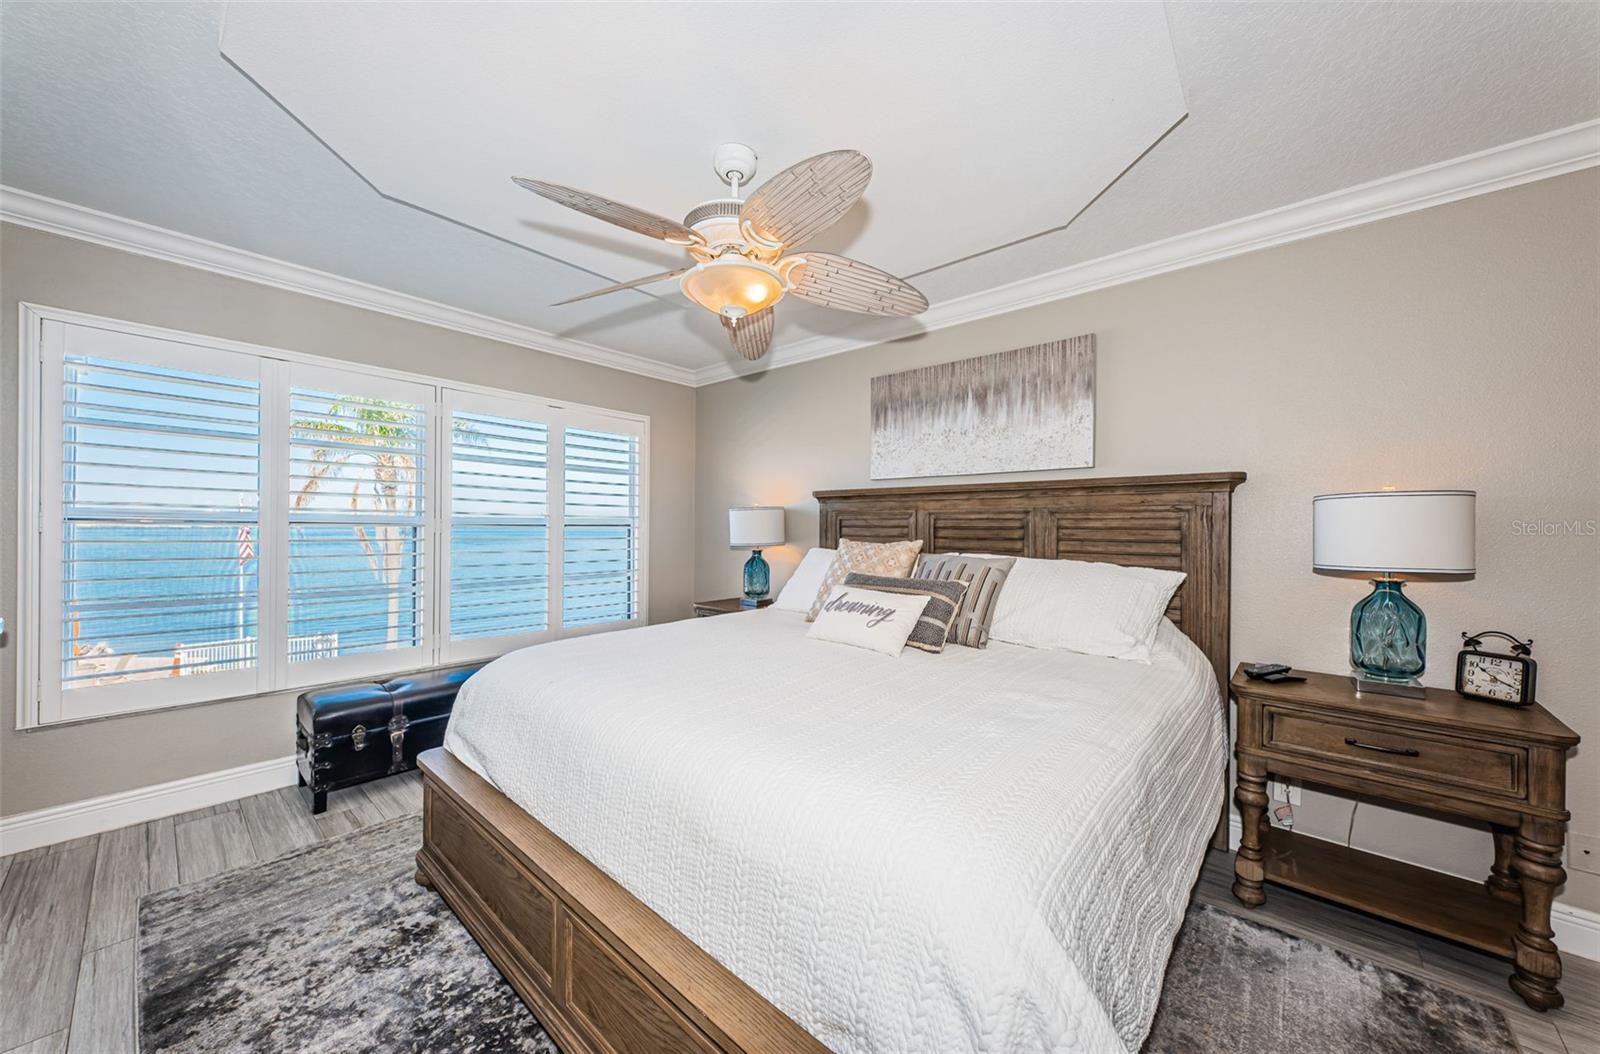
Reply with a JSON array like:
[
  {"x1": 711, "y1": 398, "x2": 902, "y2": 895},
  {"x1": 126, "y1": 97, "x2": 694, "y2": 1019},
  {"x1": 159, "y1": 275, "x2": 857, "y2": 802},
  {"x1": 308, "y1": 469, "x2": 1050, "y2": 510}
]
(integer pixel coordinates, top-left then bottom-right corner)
[{"x1": 1344, "y1": 736, "x2": 1419, "y2": 757}]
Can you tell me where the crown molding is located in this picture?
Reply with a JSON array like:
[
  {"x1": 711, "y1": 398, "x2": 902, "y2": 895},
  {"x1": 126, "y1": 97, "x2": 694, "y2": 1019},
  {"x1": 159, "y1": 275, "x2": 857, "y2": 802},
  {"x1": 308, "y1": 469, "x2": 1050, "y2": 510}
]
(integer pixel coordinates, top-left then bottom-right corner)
[
  {"x1": 693, "y1": 119, "x2": 1600, "y2": 385},
  {"x1": 4, "y1": 118, "x2": 1596, "y2": 390},
  {"x1": 0, "y1": 187, "x2": 700, "y2": 387}
]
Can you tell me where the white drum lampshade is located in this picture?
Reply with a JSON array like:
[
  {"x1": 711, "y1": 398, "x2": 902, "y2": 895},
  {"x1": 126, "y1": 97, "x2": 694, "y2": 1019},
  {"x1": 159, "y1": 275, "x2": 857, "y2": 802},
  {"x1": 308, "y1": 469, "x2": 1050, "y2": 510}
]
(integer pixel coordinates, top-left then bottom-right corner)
[
  {"x1": 728, "y1": 507, "x2": 785, "y2": 549},
  {"x1": 1312, "y1": 490, "x2": 1476, "y2": 574}
]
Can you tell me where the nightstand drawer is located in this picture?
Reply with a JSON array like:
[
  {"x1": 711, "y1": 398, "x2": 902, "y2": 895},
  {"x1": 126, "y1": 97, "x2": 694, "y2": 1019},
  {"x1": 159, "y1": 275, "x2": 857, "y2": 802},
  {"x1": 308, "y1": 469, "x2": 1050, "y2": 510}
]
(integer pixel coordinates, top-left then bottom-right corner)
[{"x1": 1263, "y1": 708, "x2": 1526, "y2": 797}]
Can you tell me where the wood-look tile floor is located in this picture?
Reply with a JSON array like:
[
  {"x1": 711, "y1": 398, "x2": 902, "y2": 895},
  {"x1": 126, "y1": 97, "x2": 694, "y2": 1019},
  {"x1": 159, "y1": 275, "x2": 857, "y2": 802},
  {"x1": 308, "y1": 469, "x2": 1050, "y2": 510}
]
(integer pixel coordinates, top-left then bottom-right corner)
[{"x1": 2, "y1": 778, "x2": 1594, "y2": 1053}]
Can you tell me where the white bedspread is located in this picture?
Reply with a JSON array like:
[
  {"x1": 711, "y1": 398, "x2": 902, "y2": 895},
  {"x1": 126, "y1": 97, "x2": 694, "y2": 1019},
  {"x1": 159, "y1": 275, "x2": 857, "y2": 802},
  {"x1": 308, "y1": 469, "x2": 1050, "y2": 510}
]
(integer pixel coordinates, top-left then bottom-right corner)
[{"x1": 444, "y1": 609, "x2": 1223, "y2": 1054}]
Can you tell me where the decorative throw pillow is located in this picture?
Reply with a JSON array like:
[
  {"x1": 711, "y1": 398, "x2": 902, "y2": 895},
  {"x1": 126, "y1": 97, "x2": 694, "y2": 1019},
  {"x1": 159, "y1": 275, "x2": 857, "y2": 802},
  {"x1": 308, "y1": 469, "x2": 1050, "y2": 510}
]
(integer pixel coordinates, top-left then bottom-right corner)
[
  {"x1": 913, "y1": 554, "x2": 1015, "y2": 648},
  {"x1": 806, "y1": 585, "x2": 931, "y2": 657},
  {"x1": 988, "y1": 558, "x2": 1186, "y2": 662},
  {"x1": 806, "y1": 537, "x2": 925, "y2": 620},
  {"x1": 773, "y1": 547, "x2": 836, "y2": 612},
  {"x1": 842, "y1": 573, "x2": 968, "y2": 654}
]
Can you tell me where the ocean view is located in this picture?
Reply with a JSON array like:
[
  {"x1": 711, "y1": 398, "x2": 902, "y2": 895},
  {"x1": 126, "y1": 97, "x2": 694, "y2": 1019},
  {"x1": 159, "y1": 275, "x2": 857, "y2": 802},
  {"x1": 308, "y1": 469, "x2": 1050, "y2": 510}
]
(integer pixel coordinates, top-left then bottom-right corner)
[{"x1": 62, "y1": 522, "x2": 634, "y2": 686}]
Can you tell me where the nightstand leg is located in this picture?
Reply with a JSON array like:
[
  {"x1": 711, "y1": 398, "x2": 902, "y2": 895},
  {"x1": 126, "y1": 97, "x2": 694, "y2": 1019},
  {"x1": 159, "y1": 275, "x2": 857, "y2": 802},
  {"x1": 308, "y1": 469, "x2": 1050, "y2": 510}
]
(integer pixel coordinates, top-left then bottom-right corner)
[
  {"x1": 1508, "y1": 818, "x2": 1565, "y2": 1011},
  {"x1": 1231, "y1": 760, "x2": 1269, "y2": 907},
  {"x1": 1486, "y1": 826, "x2": 1522, "y2": 902}
]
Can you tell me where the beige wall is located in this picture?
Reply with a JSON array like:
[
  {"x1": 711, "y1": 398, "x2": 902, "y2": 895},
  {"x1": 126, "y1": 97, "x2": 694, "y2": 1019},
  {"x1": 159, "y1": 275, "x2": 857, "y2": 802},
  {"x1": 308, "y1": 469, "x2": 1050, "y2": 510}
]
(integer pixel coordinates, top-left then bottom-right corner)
[
  {"x1": 695, "y1": 172, "x2": 1600, "y2": 912},
  {"x1": 0, "y1": 222, "x2": 696, "y2": 815}
]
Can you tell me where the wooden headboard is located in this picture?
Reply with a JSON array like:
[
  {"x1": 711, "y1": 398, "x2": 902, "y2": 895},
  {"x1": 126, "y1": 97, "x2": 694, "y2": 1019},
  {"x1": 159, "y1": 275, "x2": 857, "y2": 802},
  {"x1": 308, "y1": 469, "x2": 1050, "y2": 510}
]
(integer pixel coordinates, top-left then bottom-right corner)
[{"x1": 816, "y1": 471, "x2": 1246, "y2": 846}]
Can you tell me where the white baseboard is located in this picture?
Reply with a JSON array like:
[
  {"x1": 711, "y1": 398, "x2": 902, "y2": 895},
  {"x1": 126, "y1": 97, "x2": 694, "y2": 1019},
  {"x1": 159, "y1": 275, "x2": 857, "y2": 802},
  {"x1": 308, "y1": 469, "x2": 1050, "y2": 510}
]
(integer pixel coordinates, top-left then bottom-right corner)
[
  {"x1": 1224, "y1": 814, "x2": 1600, "y2": 963},
  {"x1": 0, "y1": 755, "x2": 298, "y2": 856},
  {"x1": 1553, "y1": 902, "x2": 1600, "y2": 964}
]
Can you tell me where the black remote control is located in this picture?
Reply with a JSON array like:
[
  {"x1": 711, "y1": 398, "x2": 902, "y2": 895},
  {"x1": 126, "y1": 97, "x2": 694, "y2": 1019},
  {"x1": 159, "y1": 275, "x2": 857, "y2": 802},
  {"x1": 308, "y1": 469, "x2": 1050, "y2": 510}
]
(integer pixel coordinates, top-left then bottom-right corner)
[{"x1": 1243, "y1": 663, "x2": 1292, "y2": 679}]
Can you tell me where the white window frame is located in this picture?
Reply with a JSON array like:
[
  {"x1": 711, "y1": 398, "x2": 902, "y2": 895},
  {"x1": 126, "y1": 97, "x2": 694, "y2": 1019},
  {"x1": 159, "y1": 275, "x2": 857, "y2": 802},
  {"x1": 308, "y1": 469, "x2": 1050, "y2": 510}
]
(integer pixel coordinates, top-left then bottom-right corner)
[{"x1": 16, "y1": 303, "x2": 650, "y2": 728}]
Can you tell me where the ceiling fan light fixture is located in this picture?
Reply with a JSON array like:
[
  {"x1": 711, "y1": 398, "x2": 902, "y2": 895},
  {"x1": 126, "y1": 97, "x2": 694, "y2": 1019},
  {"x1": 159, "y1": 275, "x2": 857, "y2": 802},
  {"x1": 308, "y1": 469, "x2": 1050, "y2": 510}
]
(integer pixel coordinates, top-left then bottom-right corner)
[{"x1": 679, "y1": 256, "x2": 785, "y2": 319}]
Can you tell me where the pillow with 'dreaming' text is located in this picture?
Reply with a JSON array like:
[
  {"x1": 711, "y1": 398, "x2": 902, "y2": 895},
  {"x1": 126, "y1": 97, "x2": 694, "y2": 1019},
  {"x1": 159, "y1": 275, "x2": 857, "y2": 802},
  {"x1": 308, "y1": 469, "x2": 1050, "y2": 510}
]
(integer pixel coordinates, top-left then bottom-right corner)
[{"x1": 805, "y1": 585, "x2": 931, "y2": 657}]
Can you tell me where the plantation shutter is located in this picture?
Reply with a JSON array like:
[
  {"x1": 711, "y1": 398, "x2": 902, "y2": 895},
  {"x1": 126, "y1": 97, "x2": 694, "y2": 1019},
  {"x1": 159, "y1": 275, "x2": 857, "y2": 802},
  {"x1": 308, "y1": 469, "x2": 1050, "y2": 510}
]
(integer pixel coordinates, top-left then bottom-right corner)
[
  {"x1": 443, "y1": 396, "x2": 551, "y2": 658},
  {"x1": 41, "y1": 323, "x2": 263, "y2": 721},
  {"x1": 561, "y1": 424, "x2": 643, "y2": 628},
  {"x1": 286, "y1": 365, "x2": 431, "y2": 677}
]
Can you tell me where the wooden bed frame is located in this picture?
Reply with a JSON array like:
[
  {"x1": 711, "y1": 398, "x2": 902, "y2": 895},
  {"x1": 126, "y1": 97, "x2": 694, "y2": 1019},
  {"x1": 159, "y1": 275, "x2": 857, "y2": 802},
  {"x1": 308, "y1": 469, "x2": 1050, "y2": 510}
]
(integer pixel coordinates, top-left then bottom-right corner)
[{"x1": 415, "y1": 471, "x2": 1245, "y2": 1054}]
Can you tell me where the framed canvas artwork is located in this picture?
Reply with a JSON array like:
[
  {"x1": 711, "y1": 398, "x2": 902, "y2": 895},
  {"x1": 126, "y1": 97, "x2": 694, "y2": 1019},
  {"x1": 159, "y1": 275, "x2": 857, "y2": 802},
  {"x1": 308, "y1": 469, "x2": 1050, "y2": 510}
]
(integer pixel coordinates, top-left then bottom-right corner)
[{"x1": 869, "y1": 334, "x2": 1096, "y2": 479}]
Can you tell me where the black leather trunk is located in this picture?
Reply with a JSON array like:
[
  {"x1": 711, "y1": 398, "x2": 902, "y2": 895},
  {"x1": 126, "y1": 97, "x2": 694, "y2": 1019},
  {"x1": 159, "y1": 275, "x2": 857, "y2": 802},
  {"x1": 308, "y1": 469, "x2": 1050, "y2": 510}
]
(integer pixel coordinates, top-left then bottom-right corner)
[{"x1": 295, "y1": 663, "x2": 484, "y2": 813}]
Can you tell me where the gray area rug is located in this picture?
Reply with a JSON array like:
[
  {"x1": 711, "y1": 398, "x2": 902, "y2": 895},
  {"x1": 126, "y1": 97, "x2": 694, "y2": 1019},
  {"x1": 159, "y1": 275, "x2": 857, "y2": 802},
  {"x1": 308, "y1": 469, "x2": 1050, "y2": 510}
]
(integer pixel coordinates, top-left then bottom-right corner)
[
  {"x1": 138, "y1": 816, "x2": 554, "y2": 1053},
  {"x1": 138, "y1": 815, "x2": 1515, "y2": 1054},
  {"x1": 1145, "y1": 904, "x2": 1515, "y2": 1054}
]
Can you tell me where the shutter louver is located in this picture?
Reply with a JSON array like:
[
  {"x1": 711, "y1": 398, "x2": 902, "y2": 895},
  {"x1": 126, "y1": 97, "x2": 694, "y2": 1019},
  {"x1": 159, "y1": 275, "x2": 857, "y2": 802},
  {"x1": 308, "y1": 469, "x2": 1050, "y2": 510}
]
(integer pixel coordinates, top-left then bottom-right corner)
[
  {"x1": 562, "y1": 426, "x2": 641, "y2": 627},
  {"x1": 59, "y1": 355, "x2": 261, "y2": 689},
  {"x1": 287, "y1": 387, "x2": 427, "y2": 662},
  {"x1": 450, "y1": 410, "x2": 550, "y2": 641}
]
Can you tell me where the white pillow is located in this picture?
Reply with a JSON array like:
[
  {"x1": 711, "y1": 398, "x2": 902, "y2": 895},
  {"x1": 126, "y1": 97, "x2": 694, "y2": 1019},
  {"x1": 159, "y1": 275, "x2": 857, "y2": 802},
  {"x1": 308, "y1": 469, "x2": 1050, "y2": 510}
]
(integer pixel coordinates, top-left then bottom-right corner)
[
  {"x1": 806, "y1": 585, "x2": 931, "y2": 656},
  {"x1": 988, "y1": 558, "x2": 1185, "y2": 662},
  {"x1": 773, "y1": 547, "x2": 836, "y2": 611}
]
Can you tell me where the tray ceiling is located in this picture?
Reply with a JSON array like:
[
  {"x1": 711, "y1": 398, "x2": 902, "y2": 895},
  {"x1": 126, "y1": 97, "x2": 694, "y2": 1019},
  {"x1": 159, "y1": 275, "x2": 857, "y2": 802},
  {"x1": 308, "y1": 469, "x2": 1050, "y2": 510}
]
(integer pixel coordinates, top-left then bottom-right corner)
[
  {"x1": 217, "y1": 3, "x2": 1185, "y2": 286},
  {"x1": 2, "y1": 3, "x2": 1597, "y2": 378}
]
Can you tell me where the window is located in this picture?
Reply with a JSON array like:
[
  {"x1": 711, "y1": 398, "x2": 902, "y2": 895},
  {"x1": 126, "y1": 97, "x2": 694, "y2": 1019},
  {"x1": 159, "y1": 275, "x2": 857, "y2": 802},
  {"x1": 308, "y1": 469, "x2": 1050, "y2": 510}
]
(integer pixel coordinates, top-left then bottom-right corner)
[
  {"x1": 287, "y1": 367, "x2": 432, "y2": 678},
  {"x1": 18, "y1": 307, "x2": 648, "y2": 725},
  {"x1": 41, "y1": 330, "x2": 263, "y2": 719},
  {"x1": 443, "y1": 392, "x2": 551, "y2": 658}
]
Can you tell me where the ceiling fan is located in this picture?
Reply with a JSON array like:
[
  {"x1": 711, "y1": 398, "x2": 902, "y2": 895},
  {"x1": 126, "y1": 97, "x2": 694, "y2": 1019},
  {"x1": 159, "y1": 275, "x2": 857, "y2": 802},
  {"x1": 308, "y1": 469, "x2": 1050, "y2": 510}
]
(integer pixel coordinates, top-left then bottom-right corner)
[{"x1": 513, "y1": 142, "x2": 928, "y2": 362}]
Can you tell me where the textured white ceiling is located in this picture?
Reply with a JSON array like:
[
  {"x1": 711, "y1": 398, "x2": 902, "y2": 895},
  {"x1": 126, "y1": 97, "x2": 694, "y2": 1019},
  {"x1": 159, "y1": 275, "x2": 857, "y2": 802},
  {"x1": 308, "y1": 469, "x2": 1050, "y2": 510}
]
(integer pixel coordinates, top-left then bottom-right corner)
[{"x1": 3, "y1": 2, "x2": 1597, "y2": 375}]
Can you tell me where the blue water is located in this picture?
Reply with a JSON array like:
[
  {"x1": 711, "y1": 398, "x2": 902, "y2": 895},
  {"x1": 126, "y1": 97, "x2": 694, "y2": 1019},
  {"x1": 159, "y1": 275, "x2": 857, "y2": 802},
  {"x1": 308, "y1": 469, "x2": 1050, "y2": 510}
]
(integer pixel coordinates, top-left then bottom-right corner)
[{"x1": 61, "y1": 523, "x2": 635, "y2": 672}]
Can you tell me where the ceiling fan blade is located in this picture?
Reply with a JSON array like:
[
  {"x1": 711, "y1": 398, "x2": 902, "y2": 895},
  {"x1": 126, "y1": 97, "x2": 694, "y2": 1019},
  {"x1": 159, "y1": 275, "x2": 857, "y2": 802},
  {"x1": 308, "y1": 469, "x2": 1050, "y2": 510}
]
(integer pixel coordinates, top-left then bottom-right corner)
[
  {"x1": 551, "y1": 268, "x2": 687, "y2": 306},
  {"x1": 739, "y1": 150, "x2": 872, "y2": 251},
  {"x1": 721, "y1": 306, "x2": 775, "y2": 362},
  {"x1": 782, "y1": 253, "x2": 929, "y2": 317},
  {"x1": 512, "y1": 178, "x2": 702, "y2": 245}
]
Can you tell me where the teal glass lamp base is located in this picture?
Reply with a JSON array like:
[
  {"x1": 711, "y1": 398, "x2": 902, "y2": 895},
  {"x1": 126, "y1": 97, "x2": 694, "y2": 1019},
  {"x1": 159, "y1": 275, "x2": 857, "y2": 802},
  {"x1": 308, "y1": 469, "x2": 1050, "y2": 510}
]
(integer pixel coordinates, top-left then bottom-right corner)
[
  {"x1": 1349, "y1": 578, "x2": 1427, "y2": 698},
  {"x1": 741, "y1": 549, "x2": 771, "y2": 607}
]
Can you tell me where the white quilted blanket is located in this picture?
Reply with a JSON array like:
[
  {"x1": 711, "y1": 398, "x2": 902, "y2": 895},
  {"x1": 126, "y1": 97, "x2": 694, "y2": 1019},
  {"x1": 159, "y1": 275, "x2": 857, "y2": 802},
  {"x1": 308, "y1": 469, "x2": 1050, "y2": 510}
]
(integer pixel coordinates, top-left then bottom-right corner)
[{"x1": 445, "y1": 609, "x2": 1223, "y2": 1054}]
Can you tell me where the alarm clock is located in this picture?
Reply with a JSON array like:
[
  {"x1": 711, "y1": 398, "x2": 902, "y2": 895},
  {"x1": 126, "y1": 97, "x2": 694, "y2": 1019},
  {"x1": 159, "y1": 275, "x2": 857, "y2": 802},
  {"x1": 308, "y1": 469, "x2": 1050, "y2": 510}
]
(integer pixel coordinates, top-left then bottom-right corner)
[{"x1": 1456, "y1": 631, "x2": 1537, "y2": 707}]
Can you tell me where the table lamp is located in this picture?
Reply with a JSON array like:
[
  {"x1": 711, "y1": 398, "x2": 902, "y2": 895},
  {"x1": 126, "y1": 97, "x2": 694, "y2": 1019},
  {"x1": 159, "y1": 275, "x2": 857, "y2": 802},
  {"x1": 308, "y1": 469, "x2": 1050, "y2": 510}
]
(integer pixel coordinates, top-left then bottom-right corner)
[
  {"x1": 729, "y1": 506, "x2": 785, "y2": 607},
  {"x1": 1312, "y1": 490, "x2": 1475, "y2": 698}
]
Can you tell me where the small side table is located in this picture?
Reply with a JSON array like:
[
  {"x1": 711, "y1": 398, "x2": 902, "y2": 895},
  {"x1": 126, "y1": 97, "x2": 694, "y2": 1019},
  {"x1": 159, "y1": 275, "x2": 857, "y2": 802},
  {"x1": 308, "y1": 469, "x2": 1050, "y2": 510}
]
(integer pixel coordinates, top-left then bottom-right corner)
[
  {"x1": 692, "y1": 597, "x2": 772, "y2": 618},
  {"x1": 1230, "y1": 665, "x2": 1580, "y2": 1010}
]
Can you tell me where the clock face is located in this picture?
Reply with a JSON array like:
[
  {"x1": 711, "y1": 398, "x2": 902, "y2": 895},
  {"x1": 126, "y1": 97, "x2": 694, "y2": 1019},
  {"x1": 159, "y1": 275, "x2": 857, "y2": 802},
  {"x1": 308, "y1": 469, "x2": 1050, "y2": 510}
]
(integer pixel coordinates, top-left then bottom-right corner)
[{"x1": 1461, "y1": 653, "x2": 1526, "y2": 703}]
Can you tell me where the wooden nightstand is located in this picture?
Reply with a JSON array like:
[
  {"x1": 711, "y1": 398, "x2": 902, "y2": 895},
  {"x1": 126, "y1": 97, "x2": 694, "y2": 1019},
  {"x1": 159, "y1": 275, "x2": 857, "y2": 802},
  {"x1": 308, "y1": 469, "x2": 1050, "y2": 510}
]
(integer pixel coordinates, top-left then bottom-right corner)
[
  {"x1": 692, "y1": 597, "x2": 772, "y2": 617},
  {"x1": 1230, "y1": 666, "x2": 1580, "y2": 1010}
]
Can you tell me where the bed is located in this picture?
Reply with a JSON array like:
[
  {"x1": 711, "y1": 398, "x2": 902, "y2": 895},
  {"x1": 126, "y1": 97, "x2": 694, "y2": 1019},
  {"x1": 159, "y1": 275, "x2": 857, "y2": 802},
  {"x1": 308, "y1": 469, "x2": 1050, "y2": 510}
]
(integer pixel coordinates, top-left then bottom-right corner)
[{"x1": 415, "y1": 472, "x2": 1245, "y2": 1054}]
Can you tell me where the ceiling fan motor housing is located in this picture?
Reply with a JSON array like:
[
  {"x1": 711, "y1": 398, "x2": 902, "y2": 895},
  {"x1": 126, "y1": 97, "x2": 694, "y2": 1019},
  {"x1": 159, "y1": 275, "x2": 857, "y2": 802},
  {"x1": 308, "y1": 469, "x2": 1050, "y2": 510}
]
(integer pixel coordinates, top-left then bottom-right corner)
[{"x1": 683, "y1": 199, "x2": 746, "y2": 253}]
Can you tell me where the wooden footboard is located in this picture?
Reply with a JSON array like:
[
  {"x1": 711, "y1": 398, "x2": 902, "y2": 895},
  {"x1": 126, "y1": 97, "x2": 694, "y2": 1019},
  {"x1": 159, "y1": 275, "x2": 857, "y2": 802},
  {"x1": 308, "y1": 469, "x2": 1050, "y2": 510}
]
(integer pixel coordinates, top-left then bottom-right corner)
[{"x1": 414, "y1": 747, "x2": 829, "y2": 1054}]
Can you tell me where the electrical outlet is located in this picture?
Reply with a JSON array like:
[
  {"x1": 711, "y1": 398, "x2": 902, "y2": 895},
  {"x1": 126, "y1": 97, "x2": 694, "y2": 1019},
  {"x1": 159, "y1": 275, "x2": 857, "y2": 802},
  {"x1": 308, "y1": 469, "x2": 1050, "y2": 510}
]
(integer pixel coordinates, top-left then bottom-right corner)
[
  {"x1": 1268, "y1": 779, "x2": 1303, "y2": 806},
  {"x1": 1569, "y1": 833, "x2": 1600, "y2": 877}
]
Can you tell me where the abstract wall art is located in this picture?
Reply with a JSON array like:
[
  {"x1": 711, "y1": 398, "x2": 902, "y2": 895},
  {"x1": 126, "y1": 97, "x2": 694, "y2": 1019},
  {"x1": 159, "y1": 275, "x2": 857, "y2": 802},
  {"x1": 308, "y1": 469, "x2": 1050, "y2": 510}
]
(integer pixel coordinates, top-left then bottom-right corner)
[{"x1": 869, "y1": 334, "x2": 1096, "y2": 479}]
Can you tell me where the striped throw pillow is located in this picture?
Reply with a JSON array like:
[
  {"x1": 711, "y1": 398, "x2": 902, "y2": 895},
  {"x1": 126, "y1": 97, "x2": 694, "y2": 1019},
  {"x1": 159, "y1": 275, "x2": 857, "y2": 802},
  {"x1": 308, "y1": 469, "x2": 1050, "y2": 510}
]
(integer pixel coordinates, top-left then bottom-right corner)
[
  {"x1": 842, "y1": 573, "x2": 967, "y2": 654},
  {"x1": 913, "y1": 554, "x2": 1015, "y2": 648}
]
